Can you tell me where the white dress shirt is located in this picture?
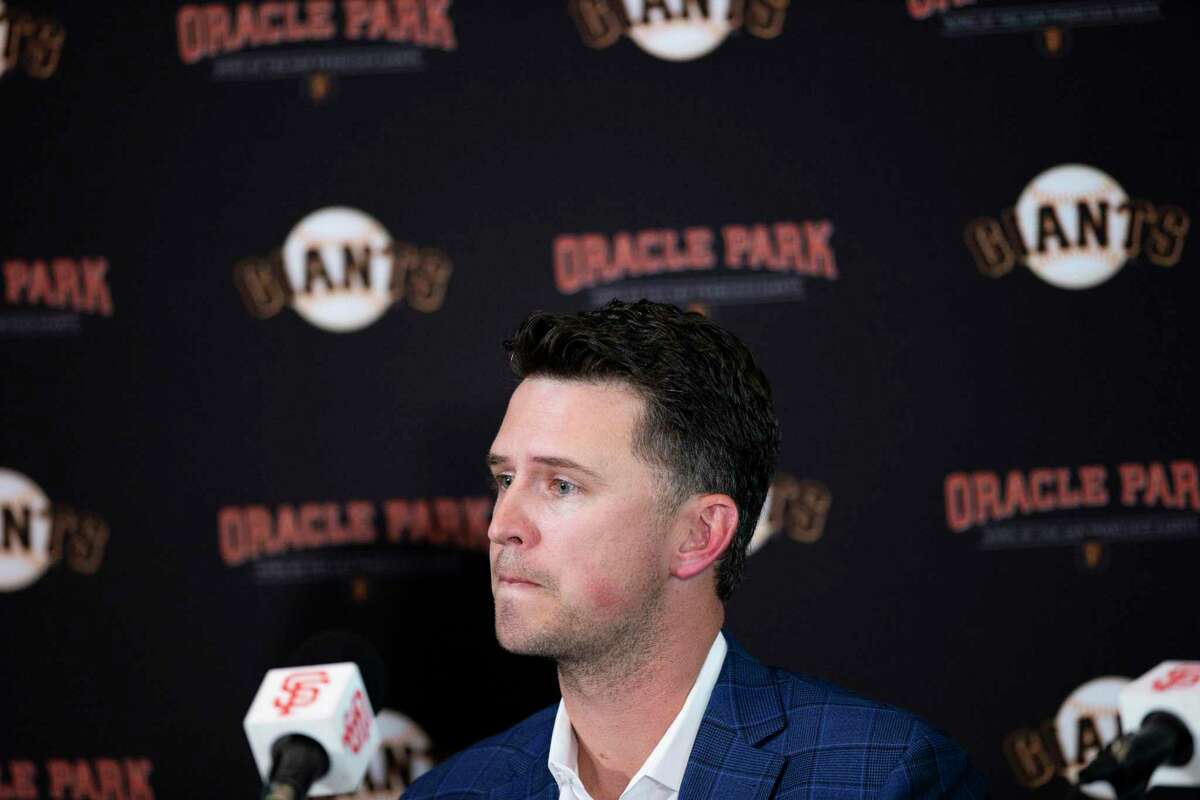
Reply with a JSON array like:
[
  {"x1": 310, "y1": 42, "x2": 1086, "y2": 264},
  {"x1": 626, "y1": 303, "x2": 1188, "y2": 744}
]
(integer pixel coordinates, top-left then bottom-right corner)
[{"x1": 546, "y1": 631, "x2": 728, "y2": 800}]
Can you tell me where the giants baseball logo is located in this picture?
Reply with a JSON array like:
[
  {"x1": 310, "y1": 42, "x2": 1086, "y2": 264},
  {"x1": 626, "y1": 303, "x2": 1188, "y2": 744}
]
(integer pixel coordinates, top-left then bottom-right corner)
[
  {"x1": 274, "y1": 670, "x2": 331, "y2": 715},
  {"x1": 0, "y1": 2, "x2": 66, "y2": 80},
  {"x1": 748, "y1": 474, "x2": 832, "y2": 553},
  {"x1": 0, "y1": 468, "x2": 109, "y2": 592},
  {"x1": 341, "y1": 689, "x2": 372, "y2": 753},
  {"x1": 1152, "y1": 664, "x2": 1200, "y2": 692},
  {"x1": 1004, "y1": 676, "x2": 1129, "y2": 799},
  {"x1": 0, "y1": 468, "x2": 52, "y2": 591},
  {"x1": 569, "y1": 0, "x2": 789, "y2": 62},
  {"x1": 234, "y1": 206, "x2": 452, "y2": 332},
  {"x1": 965, "y1": 164, "x2": 1189, "y2": 289}
]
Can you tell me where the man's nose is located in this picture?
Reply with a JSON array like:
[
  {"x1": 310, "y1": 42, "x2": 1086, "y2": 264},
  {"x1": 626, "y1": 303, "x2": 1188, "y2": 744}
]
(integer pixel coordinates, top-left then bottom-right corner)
[{"x1": 487, "y1": 485, "x2": 539, "y2": 547}]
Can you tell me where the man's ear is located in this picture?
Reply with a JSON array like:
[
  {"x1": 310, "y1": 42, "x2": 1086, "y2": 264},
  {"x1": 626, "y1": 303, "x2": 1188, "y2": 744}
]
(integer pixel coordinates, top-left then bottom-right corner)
[{"x1": 670, "y1": 494, "x2": 739, "y2": 580}]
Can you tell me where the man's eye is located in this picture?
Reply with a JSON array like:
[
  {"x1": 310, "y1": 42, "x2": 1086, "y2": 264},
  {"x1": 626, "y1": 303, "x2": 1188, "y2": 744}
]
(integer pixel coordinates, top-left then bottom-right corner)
[
  {"x1": 493, "y1": 474, "x2": 513, "y2": 492},
  {"x1": 551, "y1": 479, "x2": 577, "y2": 496}
]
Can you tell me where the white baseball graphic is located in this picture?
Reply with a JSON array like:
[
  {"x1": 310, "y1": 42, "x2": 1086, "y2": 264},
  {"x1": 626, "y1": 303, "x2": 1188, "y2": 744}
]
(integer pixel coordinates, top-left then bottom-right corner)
[
  {"x1": 1054, "y1": 676, "x2": 1130, "y2": 798},
  {"x1": 1016, "y1": 164, "x2": 1131, "y2": 290},
  {"x1": 0, "y1": 1, "x2": 10, "y2": 80},
  {"x1": 625, "y1": 0, "x2": 734, "y2": 61},
  {"x1": 0, "y1": 469, "x2": 53, "y2": 592},
  {"x1": 283, "y1": 207, "x2": 396, "y2": 333}
]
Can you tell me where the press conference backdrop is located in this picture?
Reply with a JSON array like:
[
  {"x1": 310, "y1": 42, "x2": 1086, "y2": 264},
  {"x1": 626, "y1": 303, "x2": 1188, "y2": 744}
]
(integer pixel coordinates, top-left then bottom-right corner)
[{"x1": 1, "y1": 0, "x2": 1196, "y2": 797}]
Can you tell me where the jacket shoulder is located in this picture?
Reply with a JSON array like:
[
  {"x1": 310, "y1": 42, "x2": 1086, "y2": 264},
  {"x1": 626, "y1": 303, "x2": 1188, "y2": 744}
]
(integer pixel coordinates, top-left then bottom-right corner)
[
  {"x1": 401, "y1": 704, "x2": 556, "y2": 799},
  {"x1": 763, "y1": 667, "x2": 986, "y2": 798}
]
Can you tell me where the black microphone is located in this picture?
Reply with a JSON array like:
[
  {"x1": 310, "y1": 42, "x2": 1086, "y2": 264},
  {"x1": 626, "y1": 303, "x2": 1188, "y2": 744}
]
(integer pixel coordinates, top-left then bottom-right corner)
[
  {"x1": 263, "y1": 735, "x2": 330, "y2": 800},
  {"x1": 1079, "y1": 711, "x2": 1194, "y2": 800},
  {"x1": 246, "y1": 632, "x2": 388, "y2": 799}
]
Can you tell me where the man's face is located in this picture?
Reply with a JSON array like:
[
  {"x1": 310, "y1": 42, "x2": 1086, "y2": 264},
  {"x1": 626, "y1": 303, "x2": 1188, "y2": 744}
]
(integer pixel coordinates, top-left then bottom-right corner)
[{"x1": 486, "y1": 376, "x2": 675, "y2": 664}]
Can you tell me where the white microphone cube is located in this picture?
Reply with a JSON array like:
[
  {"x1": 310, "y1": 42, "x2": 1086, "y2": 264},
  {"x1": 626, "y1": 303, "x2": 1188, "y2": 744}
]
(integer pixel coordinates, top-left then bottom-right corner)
[
  {"x1": 1119, "y1": 661, "x2": 1200, "y2": 789},
  {"x1": 244, "y1": 662, "x2": 381, "y2": 796}
]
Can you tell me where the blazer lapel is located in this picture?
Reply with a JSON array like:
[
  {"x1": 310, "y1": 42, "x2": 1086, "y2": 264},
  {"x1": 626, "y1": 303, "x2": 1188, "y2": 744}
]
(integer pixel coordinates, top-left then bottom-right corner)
[{"x1": 679, "y1": 635, "x2": 787, "y2": 800}]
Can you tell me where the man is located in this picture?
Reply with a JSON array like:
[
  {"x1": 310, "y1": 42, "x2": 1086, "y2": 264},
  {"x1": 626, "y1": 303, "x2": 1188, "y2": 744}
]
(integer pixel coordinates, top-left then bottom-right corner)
[{"x1": 405, "y1": 300, "x2": 985, "y2": 799}]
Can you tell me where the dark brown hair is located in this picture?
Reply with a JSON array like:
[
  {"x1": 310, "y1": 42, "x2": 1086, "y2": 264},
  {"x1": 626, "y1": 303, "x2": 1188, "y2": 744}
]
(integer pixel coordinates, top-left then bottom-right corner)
[{"x1": 504, "y1": 300, "x2": 779, "y2": 601}]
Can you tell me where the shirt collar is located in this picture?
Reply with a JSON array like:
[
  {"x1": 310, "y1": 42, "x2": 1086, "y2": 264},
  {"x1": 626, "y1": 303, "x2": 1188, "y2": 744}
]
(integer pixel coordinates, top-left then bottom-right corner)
[{"x1": 546, "y1": 630, "x2": 728, "y2": 796}]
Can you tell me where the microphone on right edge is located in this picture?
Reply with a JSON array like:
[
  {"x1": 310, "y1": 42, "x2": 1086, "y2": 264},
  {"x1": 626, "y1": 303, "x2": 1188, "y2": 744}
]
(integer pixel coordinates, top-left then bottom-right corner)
[{"x1": 1079, "y1": 661, "x2": 1199, "y2": 800}]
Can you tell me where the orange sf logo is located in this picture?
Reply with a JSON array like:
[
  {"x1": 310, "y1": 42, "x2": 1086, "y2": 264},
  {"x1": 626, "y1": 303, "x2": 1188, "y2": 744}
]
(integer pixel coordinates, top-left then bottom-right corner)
[
  {"x1": 341, "y1": 689, "x2": 372, "y2": 754},
  {"x1": 1152, "y1": 665, "x2": 1200, "y2": 692},
  {"x1": 273, "y1": 670, "x2": 331, "y2": 715}
]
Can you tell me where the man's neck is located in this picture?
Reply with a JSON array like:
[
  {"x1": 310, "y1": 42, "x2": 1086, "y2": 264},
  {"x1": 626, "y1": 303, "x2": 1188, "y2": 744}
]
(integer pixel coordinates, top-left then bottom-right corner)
[{"x1": 557, "y1": 610, "x2": 723, "y2": 800}]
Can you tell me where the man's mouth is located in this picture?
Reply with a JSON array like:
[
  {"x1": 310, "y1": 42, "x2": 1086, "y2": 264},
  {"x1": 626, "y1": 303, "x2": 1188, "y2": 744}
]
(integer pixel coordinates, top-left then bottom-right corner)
[{"x1": 496, "y1": 573, "x2": 540, "y2": 587}]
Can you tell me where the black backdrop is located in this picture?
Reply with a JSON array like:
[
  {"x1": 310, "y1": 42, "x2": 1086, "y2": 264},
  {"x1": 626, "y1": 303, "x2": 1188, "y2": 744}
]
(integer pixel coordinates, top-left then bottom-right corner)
[{"x1": 2, "y1": 1, "x2": 1197, "y2": 798}]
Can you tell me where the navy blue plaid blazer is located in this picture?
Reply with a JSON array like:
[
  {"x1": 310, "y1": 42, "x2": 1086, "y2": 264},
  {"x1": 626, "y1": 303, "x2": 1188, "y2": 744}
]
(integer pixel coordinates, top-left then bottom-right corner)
[{"x1": 403, "y1": 637, "x2": 986, "y2": 799}]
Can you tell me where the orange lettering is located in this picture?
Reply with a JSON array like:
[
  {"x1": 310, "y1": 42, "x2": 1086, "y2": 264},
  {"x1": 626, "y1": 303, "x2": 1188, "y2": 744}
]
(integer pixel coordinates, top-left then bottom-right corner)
[
  {"x1": 3, "y1": 260, "x2": 30, "y2": 303},
  {"x1": 343, "y1": 0, "x2": 370, "y2": 37},
  {"x1": 2, "y1": 760, "x2": 37, "y2": 800},
  {"x1": 635, "y1": 230, "x2": 663, "y2": 271},
  {"x1": 347, "y1": 500, "x2": 376, "y2": 543},
  {"x1": 46, "y1": 760, "x2": 73, "y2": 799},
  {"x1": 581, "y1": 233, "x2": 608, "y2": 287},
  {"x1": 407, "y1": 500, "x2": 433, "y2": 542},
  {"x1": 684, "y1": 227, "x2": 715, "y2": 269},
  {"x1": 247, "y1": 505, "x2": 273, "y2": 559},
  {"x1": 176, "y1": 6, "x2": 208, "y2": 63},
  {"x1": 124, "y1": 760, "x2": 154, "y2": 800},
  {"x1": 1030, "y1": 468, "x2": 1056, "y2": 511},
  {"x1": 1144, "y1": 462, "x2": 1174, "y2": 508},
  {"x1": 973, "y1": 471, "x2": 1001, "y2": 526},
  {"x1": 388, "y1": 0, "x2": 423, "y2": 42},
  {"x1": 463, "y1": 497, "x2": 491, "y2": 549},
  {"x1": 747, "y1": 224, "x2": 777, "y2": 269},
  {"x1": 368, "y1": 0, "x2": 392, "y2": 38},
  {"x1": 424, "y1": 0, "x2": 457, "y2": 49},
  {"x1": 1002, "y1": 470, "x2": 1031, "y2": 518},
  {"x1": 95, "y1": 759, "x2": 123, "y2": 800},
  {"x1": 277, "y1": 505, "x2": 300, "y2": 550},
  {"x1": 81, "y1": 258, "x2": 114, "y2": 316},
  {"x1": 1119, "y1": 462, "x2": 1146, "y2": 506},
  {"x1": 230, "y1": 3, "x2": 257, "y2": 49},
  {"x1": 944, "y1": 472, "x2": 973, "y2": 532},
  {"x1": 611, "y1": 232, "x2": 637, "y2": 276},
  {"x1": 722, "y1": 225, "x2": 750, "y2": 267},
  {"x1": 432, "y1": 497, "x2": 461, "y2": 545},
  {"x1": 773, "y1": 222, "x2": 804, "y2": 271},
  {"x1": 300, "y1": 503, "x2": 325, "y2": 547},
  {"x1": 1171, "y1": 460, "x2": 1199, "y2": 511},
  {"x1": 1055, "y1": 467, "x2": 1081, "y2": 509},
  {"x1": 804, "y1": 220, "x2": 837, "y2": 279},
  {"x1": 218, "y1": 507, "x2": 248, "y2": 566},
  {"x1": 284, "y1": 1, "x2": 308, "y2": 40},
  {"x1": 259, "y1": 2, "x2": 286, "y2": 44},
  {"x1": 204, "y1": 4, "x2": 231, "y2": 54},
  {"x1": 52, "y1": 258, "x2": 81, "y2": 309},
  {"x1": 663, "y1": 229, "x2": 689, "y2": 270},
  {"x1": 27, "y1": 260, "x2": 54, "y2": 306},
  {"x1": 907, "y1": 0, "x2": 937, "y2": 19},
  {"x1": 1079, "y1": 465, "x2": 1109, "y2": 506},
  {"x1": 308, "y1": 0, "x2": 336, "y2": 38},
  {"x1": 552, "y1": 235, "x2": 585, "y2": 294},
  {"x1": 74, "y1": 761, "x2": 100, "y2": 800}
]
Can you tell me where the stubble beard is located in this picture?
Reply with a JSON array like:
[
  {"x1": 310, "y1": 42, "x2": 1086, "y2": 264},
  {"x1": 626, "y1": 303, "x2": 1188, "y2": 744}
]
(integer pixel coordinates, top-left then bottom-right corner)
[{"x1": 493, "y1": 572, "x2": 668, "y2": 688}]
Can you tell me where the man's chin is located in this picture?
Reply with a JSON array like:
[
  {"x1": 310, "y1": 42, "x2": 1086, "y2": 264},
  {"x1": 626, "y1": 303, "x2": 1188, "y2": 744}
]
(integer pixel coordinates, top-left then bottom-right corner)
[{"x1": 494, "y1": 619, "x2": 563, "y2": 659}]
